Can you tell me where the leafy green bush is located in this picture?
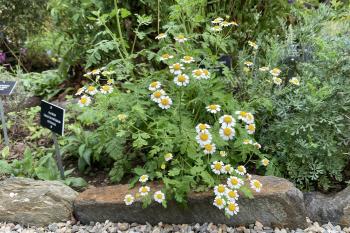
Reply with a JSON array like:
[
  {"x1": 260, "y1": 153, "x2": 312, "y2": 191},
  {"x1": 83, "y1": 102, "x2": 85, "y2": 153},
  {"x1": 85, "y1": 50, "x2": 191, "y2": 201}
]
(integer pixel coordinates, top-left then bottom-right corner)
[
  {"x1": 234, "y1": 4, "x2": 350, "y2": 191},
  {"x1": 65, "y1": 15, "x2": 270, "y2": 215}
]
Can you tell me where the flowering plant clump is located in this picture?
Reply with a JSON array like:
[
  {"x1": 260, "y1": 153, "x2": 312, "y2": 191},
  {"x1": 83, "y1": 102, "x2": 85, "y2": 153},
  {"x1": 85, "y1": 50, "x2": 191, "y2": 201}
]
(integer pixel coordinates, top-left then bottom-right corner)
[{"x1": 74, "y1": 16, "x2": 270, "y2": 217}]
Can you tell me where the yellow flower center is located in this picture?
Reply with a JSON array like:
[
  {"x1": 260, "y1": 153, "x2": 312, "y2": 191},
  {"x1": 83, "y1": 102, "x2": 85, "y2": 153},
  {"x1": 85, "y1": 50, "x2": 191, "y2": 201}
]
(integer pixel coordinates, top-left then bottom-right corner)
[
  {"x1": 214, "y1": 163, "x2": 222, "y2": 170},
  {"x1": 156, "y1": 193, "x2": 163, "y2": 199},
  {"x1": 141, "y1": 187, "x2": 148, "y2": 193},
  {"x1": 217, "y1": 185, "x2": 225, "y2": 193},
  {"x1": 199, "y1": 124, "x2": 206, "y2": 131},
  {"x1": 202, "y1": 69, "x2": 209, "y2": 75},
  {"x1": 200, "y1": 134, "x2": 209, "y2": 141},
  {"x1": 237, "y1": 166, "x2": 245, "y2": 172},
  {"x1": 225, "y1": 165, "x2": 231, "y2": 172},
  {"x1": 184, "y1": 56, "x2": 192, "y2": 61},
  {"x1": 228, "y1": 203, "x2": 236, "y2": 211},
  {"x1": 161, "y1": 98, "x2": 169, "y2": 106},
  {"x1": 223, "y1": 128, "x2": 232, "y2": 136},
  {"x1": 177, "y1": 35, "x2": 185, "y2": 39},
  {"x1": 80, "y1": 97, "x2": 87, "y2": 104},
  {"x1": 174, "y1": 64, "x2": 181, "y2": 70},
  {"x1": 223, "y1": 116, "x2": 232, "y2": 123},
  {"x1": 230, "y1": 178, "x2": 238, "y2": 185},
  {"x1": 87, "y1": 86, "x2": 95, "y2": 92},
  {"x1": 154, "y1": 91, "x2": 162, "y2": 98},
  {"x1": 162, "y1": 54, "x2": 170, "y2": 59},
  {"x1": 215, "y1": 198, "x2": 223, "y2": 205},
  {"x1": 102, "y1": 85, "x2": 110, "y2": 91},
  {"x1": 228, "y1": 191, "x2": 236, "y2": 198},
  {"x1": 254, "y1": 181, "x2": 262, "y2": 189},
  {"x1": 151, "y1": 82, "x2": 158, "y2": 87},
  {"x1": 194, "y1": 70, "x2": 202, "y2": 76},
  {"x1": 248, "y1": 124, "x2": 255, "y2": 131},
  {"x1": 240, "y1": 111, "x2": 247, "y2": 117},
  {"x1": 178, "y1": 75, "x2": 186, "y2": 82},
  {"x1": 204, "y1": 144, "x2": 213, "y2": 151}
]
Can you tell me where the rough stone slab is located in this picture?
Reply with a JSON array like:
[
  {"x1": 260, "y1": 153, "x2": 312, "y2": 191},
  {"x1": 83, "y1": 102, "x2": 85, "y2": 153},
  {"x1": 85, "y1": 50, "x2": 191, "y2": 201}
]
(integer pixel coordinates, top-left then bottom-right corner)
[
  {"x1": 74, "y1": 176, "x2": 307, "y2": 228},
  {"x1": 305, "y1": 187, "x2": 350, "y2": 226},
  {"x1": 0, "y1": 177, "x2": 78, "y2": 226}
]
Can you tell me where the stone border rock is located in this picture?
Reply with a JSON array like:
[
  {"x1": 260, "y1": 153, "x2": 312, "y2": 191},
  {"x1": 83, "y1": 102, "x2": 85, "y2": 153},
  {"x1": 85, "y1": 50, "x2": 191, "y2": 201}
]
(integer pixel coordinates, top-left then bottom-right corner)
[{"x1": 74, "y1": 176, "x2": 308, "y2": 229}]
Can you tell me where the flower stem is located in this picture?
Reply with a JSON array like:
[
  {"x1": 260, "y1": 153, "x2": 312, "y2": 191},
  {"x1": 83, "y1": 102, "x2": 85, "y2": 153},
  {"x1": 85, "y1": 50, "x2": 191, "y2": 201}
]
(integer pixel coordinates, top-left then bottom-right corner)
[{"x1": 113, "y1": 0, "x2": 128, "y2": 57}]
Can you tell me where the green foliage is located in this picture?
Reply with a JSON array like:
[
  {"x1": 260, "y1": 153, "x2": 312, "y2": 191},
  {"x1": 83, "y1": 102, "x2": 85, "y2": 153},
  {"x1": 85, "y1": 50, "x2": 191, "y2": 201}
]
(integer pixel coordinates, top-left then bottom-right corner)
[{"x1": 235, "y1": 4, "x2": 350, "y2": 191}]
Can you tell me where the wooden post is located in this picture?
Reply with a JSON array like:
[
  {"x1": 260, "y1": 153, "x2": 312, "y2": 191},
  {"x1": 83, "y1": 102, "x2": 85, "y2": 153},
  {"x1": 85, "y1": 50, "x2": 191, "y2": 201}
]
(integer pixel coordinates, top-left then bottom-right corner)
[{"x1": 52, "y1": 132, "x2": 65, "y2": 179}]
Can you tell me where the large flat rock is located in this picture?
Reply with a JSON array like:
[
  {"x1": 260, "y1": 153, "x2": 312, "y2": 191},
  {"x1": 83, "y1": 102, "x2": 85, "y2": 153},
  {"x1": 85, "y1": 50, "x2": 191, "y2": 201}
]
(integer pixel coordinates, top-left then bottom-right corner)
[
  {"x1": 0, "y1": 177, "x2": 78, "y2": 226},
  {"x1": 74, "y1": 176, "x2": 307, "y2": 228},
  {"x1": 305, "y1": 186, "x2": 350, "y2": 226}
]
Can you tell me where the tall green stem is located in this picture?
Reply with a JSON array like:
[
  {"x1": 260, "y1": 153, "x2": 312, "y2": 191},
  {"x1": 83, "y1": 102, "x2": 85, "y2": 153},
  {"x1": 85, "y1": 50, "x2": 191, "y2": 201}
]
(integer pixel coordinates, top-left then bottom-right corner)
[
  {"x1": 113, "y1": 0, "x2": 128, "y2": 56},
  {"x1": 157, "y1": 0, "x2": 160, "y2": 34}
]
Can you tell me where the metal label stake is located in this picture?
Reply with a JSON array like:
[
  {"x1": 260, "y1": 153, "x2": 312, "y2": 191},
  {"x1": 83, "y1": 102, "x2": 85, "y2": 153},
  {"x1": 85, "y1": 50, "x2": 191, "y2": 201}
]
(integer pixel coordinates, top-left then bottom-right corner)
[
  {"x1": 40, "y1": 100, "x2": 65, "y2": 179},
  {"x1": 0, "y1": 80, "x2": 16, "y2": 148},
  {"x1": 0, "y1": 98, "x2": 9, "y2": 147}
]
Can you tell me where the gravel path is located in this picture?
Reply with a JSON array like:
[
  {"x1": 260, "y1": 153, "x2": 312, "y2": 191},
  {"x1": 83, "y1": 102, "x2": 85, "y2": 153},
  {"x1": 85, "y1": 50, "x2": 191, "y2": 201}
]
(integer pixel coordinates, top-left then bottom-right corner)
[{"x1": 1, "y1": 220, "x2": 349, "y2": 233}]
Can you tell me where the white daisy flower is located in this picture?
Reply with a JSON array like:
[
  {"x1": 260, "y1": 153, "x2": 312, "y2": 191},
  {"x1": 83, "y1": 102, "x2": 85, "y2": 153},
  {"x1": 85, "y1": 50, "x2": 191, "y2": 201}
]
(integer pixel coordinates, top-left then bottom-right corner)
[
  {"x1": 181, "y1": 56, "x2": 195, "y2": 63},
  {"x1": 235, "y1": 165, "x2": 247, "y2": 176},
  {"x1": 117, "y1": 114, "x2": 127, "y2": 122},
  {"x1": 270, "y1": 68, "x2": 281, "y2": 76},
  {"x1": 124, "y1": 194, "x2": 134, "y2": 205},
  {"x1": 174, "y1": 74, "x2": 190, "y2": 86},
  {"x1": 169, "y1": 63, "x2": 184, "y2": 75},
  {"x1": 219, "y1": 115, "x2": 236, "y2": 127},
  {"x1": 243, "y1": 112, "x2": 255, "y2": 124},
  {"x1": 195, "y1": 130, "x2": 212, "y2": 146},
  {"x1": 201, "y1": 69, "x2": 210, "y2": 79},
  {"x1": 225, "y1": 202, "x2": 239, "y2": 216},
  {"x1": 219, "y1": 151, "x2": 227, "y2": 157},
  {"x1": 78, "y1": 95, "x2": 91, "y2": 107},
  {"x1": 261, "y1": 158, "x2": 269, "y2": 166},
  {"x1": 211, "y1": 25, "x2": 223, "y2": 32},
  {"x1": 214, "y1": 184, "x2": 227, "y2": 196},
  {"x1": 139, "y1": 174, "x2": 149, "y2": 183},
  {"x1": 243, "y1": 139, "x2": 253, "y2": 145},
  {"x1": 91, "y1": 69, "x2": 101, "y2": 75},
  {"x1": 211, "y1": 17, "x2": 224, "y2": 24},
  {"x1": 211, "y1": 161, "x2": 224, "y2": 175},
  {"x1": 246, "y1": 124, "x2": 256, "y2": 134},
  {"x1": 219, "y1": 127, "x2": 235, "y2": 141},
  {"x1": 75, "y1": 87, "x2": 85, "y2": 96},
  {"x1": 225, "y1": 189, "x2": 239, "y2": 201},
  {"x1": 158, "y1": 96, "x2": 173, "y2": 109},
  {"x1": 248, "y1": 41, "x2": 258, "y2": 49},
  {"x1": 273, "y1": 77, "x2": 282, "y2": 85},
  {"x1": 250, "y1": 179, "x2": 262, "y2": 192},
  {"x1": 235, "y1": 111, "x2": 248, "y2": 121},
  {"x1": 192, "y1": 69, "x2": 203, "y2": 80},
  {"x1": 153, "y1": 191, "x2": 165, "y2": 203},
  {"x1": 151, "y1": 89, "x2": 166, "y2": 103},
  {"x1": 289, "y1": 77, "x2": 300, "y2": 86},
  {"x1": 174, "y1": 34, "x2": 188, "y2": 43},
  {"x1": 244, "y1": 61, "x2": 254, "y2": 67},
  {"x1": 227, "y1": 176, "x2": 244, "y2": 189},
  {"x1": 213, "y1": 196, "x2": 226, "y2": 209},
  {"x1": 107, "y1": 79, "x2": 115, "y2": 85},
  {"x1": 155, "y1": 33, "x2": 167, "y2": 40},
  {"x1": 164, "y1": 153, "x2": 173, "y2": 162},
  {"x1": 259, "y1": 66, "x2": 270, "y2": 72},
  {"x1": 139, "y1": 186, "x2": 151, "y2": 196},
  {"x1": 100, "y1": 85, "x2": 113, "y2": 94},
  {"x1": 203, "y1": 143, "x2": 216, "y2": 155},
  {"x1": 195, "y1": 123, "x2": 211, "y2": 133},
  {"x1": 149, "y1": 81, "x2": 161, "y2": 91},
  {"x1": 254, "y1": 142, "x2": 262, "y2": 149},
  {"x1": 223, "y1": 164, "x2": 233, "y2": 175},
  {"x1": 86, "y1": 86, "x2": 98, "y2": 95},
  {"x1": 160, "y1": 53, "x2": 174, "y2": 61},
  {"x1": 206, "y1": 104, "x2": 221, "y2": 114}
]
